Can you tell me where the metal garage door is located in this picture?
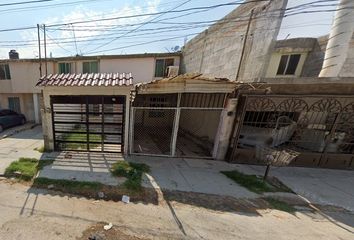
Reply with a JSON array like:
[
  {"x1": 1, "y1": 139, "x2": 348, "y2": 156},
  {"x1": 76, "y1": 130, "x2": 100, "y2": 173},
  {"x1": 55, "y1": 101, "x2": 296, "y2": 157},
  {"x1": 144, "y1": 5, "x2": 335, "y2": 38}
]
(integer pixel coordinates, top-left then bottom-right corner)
[{"x1": 51, "y1": 95, "x2": 125, "y2": 153}]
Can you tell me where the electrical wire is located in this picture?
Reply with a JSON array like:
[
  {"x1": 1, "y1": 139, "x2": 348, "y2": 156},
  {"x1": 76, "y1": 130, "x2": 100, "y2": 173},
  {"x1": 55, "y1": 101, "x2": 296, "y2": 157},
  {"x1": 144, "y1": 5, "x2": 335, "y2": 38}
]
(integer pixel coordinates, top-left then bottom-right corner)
[
  {"x1": 0, "y1": 0, "x2": 344, "y2": 56},
  {"x1": 83, "y1": 0, "x2": 193, "y2": 53},
  {"x1": 0, "y1": 0, "x2": 54, "y2": 7}
]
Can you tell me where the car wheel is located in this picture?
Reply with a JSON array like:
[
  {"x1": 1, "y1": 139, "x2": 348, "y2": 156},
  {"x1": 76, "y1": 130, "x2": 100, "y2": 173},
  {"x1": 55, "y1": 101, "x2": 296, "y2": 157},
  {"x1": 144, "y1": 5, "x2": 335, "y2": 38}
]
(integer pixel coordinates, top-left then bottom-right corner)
[
  {"x1": 21, "y1": 118, "x2": 26, "y2": 125},
  {"x1": 0, "y1": 125, "x2": 3, "y2": 133}
]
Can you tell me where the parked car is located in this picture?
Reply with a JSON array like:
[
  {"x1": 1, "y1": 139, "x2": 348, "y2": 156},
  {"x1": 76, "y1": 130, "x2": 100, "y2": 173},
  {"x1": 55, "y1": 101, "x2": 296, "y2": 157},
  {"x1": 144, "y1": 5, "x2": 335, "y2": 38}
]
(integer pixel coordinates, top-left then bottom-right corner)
[
  {"x1": 238, "y1": 116, "x2": 297, "y2": 148},
  {"x1": 0, "y1": 109, "x2": 26, "y2": 132}
]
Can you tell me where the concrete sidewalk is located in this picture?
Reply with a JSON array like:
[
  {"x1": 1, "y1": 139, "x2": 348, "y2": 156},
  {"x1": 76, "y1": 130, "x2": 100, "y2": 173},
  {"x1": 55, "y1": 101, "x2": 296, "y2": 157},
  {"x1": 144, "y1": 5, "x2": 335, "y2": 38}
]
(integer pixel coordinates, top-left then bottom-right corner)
[
  {"x1": 38, "y1": 152, "x2": 125, "y2": 186},
  {"x1": 237, "y1": 164, "x2": 354, "y2": 212},
  {"x1": 0, "y1": 126, "x2": 44, "y2": 175},
  {"x1": 131, "y1": 156, "x2": 258, "y2": 199},
  {"x1": 39, "y1": 153, "x2": 257, "y2": 199}
]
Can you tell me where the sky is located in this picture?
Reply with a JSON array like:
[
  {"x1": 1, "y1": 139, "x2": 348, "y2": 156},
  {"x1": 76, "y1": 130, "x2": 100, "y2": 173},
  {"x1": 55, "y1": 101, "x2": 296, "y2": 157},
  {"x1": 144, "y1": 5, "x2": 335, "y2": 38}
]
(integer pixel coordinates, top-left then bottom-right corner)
[{"x1": 0, "y1": 0, "x2": 338, "y2": 59}]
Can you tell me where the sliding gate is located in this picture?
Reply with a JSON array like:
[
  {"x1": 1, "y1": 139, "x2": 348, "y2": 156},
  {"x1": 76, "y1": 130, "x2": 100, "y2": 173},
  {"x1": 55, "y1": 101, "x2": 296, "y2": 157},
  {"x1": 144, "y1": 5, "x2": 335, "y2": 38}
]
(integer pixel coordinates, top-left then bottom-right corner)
[{"x1": 51, "y1": 95, "x2": 125, "y2": 153}]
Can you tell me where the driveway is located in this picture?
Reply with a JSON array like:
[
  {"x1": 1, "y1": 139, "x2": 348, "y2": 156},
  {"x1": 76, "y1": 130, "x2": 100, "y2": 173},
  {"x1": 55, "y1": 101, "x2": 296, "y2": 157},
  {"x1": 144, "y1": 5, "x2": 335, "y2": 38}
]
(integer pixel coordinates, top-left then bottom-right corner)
[
  {"x1": 237, "y1": 164, "x2": 354, "y2": 212},
  {"x1": 133, "y1": 156, "x2": 258, "y2": 199},
  {"x1": 0, "y1": 125, "x2": 43, "y2": 174}
]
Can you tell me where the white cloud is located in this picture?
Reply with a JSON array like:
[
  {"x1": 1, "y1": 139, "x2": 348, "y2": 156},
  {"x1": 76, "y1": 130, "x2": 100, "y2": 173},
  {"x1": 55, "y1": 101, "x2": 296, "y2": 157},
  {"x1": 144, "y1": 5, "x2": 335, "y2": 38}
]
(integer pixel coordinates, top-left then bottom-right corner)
[{"x1": 1, "y1": 0, "x2": 161, "y2": 58}]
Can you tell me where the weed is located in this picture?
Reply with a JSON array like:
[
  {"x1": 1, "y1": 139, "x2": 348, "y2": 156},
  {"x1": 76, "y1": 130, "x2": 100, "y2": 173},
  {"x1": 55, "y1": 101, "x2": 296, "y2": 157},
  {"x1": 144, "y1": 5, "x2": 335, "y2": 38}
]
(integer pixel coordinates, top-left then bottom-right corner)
[
  {"x1": 221, "y1": 170, "x2": 291, "y2": 194},
  {"x1": 265, "y1": 197, "x2": 296, "y2": 213},
  {"x1": 111, "y1": 161, "x2": 150, "y2": 191}
]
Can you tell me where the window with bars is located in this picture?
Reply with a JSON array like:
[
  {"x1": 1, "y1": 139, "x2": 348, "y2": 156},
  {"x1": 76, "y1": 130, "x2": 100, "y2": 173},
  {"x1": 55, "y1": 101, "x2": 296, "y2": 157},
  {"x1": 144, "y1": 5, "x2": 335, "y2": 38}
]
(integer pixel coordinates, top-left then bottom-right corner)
[
  {"x1": 0, "y1": 64, "x2": 11, "y2": 80},
  {"x1": 276, "y1": 54, "x2": 301, "y2": 75},
  {"x1": 58, "y1": 62, "x2": 73, "y2": 74},
  {"x1": 83, "y1": 61, "x2": 99, "y2": 73},
  {"x1": 154, "y1": 58, "x2": 174, "y2": 78}
]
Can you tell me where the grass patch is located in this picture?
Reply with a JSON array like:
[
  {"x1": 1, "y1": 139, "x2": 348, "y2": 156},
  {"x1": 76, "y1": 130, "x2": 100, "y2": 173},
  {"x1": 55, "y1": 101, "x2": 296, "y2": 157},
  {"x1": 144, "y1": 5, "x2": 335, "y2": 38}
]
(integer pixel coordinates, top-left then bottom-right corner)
[
  {"x1": 4, "y1": 158, "x2": 54, "y2": 181},
  {"x1": 111, "y1": 161, "x2": 150, "y2": 191},
  {"x1": 221, "y1": 170, "x2": 290, "y2": 194},
  {"x1": 62, "y1": 132, "x2": 102, "y2": 150},
  {"x1": 265, "y1": 197, "x2": 296, "y2": 213}
]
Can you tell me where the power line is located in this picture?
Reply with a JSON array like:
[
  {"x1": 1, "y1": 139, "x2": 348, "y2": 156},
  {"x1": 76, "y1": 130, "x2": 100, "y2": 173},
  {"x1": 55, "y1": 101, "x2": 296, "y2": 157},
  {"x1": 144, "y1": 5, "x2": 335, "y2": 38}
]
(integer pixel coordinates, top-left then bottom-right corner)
[
  {"x1": 0, "y1": 0, "x2": 343, "y2": 56},
  {"x1": 0, "y1": 0, "x2": 53, "y2": 7},
  {"x1": 84, "y1": 0, "x2": 194, "y2": 54},
  {"x1": 0, "y1": 0, "x2": 337, "y2": 34},
  {"x1": 46, "y1": 0, "x2": 269, "y2": 27},
  {"x1": 0, "y1": 0, "x2": 112, "y2": 14}
]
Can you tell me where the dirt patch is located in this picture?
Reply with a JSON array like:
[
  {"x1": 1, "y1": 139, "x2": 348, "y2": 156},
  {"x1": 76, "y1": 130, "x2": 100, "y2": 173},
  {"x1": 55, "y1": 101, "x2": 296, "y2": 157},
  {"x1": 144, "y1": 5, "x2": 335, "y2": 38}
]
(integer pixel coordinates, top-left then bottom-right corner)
[
  {"x1": 78, "y1": 223, "x2": 150, "y2": 240},
  {"x1": 162, "y1": 189, "x2": 269, "y2": 214},
  {"x1": 32, "y1": 178, "x2": 159, "y2": 204}
]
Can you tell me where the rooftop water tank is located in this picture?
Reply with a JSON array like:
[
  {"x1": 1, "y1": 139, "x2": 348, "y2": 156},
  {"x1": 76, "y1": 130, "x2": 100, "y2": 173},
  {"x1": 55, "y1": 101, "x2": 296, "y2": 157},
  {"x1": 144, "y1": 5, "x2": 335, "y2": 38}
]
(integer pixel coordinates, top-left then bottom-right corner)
[{"x1": 9, "y1": 50, "x2": 19, "y2": 59}]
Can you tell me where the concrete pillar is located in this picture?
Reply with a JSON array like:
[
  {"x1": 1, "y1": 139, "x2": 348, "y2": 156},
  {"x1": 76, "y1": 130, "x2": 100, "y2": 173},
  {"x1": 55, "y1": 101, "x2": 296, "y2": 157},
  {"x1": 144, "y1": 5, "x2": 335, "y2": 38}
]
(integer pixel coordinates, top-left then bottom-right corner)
[
  {"x1": 213, "y1": 98, "x2": 238, "y2": 160},
  {"x1": 33, "y1": 93, "x2": 40, "y2": 124},
  {"x1": 319, "y1": 0, "x2": 354, "y2": 77}
]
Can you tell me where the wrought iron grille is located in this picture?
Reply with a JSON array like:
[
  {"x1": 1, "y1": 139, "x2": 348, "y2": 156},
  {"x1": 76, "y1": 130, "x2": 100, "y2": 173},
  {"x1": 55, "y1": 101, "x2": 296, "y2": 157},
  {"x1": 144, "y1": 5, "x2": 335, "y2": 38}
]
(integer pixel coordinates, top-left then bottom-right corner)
[
  {"x1": 236, "y1": 95, "x2": 354, "y2": 155},
  {"x1": 51, "y1": 95, "x2": 124, "y2": 153}
]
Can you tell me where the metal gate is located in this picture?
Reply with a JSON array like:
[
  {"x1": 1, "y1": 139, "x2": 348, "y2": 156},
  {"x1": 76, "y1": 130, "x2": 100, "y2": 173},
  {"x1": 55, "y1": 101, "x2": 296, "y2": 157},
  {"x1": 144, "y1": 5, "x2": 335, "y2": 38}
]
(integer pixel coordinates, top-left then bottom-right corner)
[
  {"x1": 51, "y1": 95, "x2": 125, "y2": 153},
  {"x1": 230, "y1": 95, "x2": 354, "y2": 169},
  {"x1": 130, "y1": 93, "x2": 226, "y2": 158}
]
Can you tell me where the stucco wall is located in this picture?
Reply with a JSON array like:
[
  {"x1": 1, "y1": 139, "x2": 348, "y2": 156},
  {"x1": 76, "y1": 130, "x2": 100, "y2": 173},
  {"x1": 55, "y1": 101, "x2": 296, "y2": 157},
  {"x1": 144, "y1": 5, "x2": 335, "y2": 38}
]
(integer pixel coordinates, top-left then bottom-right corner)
[
  {"x1": 0, "y1": 93, "x2": 34, "y2": 121},
  {"x1": 0, "y1": 54, "x2": 181, "y2": 96},
  {"x1": 0, "y1": 62, "x2": 51, "y2": 94},
  {"x1": 265, "y1": 52, "x2": 308, "y2": 78},
  {"x1": 181, "y1": 0, "x2": 287, "y2": 81}
]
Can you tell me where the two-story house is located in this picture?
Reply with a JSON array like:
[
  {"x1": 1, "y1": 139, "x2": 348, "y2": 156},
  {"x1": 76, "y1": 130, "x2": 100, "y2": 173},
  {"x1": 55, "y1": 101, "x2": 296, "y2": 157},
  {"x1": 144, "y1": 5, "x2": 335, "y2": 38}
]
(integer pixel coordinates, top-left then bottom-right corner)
[{"x1": 0, "y1": 52, "x2": 181, "y2": 123}]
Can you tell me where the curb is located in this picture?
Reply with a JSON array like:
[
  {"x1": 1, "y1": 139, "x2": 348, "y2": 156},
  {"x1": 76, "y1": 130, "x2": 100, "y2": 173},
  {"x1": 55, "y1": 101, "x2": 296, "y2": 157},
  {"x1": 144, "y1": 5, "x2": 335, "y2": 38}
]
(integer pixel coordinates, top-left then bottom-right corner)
[{"x1": 262, "y1": 192, "x2": 310, "y2": 206}]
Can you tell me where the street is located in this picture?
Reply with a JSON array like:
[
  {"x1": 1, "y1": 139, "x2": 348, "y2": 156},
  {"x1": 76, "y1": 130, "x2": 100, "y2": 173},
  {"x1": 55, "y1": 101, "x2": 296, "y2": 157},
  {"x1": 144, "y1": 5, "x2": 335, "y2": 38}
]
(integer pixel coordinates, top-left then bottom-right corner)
[{"x1": 0, "y1": 181, "x2": 353, "y2": 240}]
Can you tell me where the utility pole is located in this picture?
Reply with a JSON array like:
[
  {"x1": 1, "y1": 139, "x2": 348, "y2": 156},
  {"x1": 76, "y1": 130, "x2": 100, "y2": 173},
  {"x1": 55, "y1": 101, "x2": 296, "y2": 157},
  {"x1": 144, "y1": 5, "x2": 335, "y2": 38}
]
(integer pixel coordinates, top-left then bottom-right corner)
[
  {"x1": 43, "y1": 24, "x2": 48, "y2": 75},
  {"x1": 235, "y1": 9, "x2": 254, "y2": 81},
  {"x1": 37, "y1": 24, "x2": 42, "y2": 77}
]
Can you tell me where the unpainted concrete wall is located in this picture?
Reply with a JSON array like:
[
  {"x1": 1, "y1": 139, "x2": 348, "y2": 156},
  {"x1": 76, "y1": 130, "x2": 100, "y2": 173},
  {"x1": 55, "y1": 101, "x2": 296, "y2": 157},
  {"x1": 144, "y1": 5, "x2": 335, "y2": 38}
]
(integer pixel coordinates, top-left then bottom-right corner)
[
  {"x1": 302, "y1": 34, "x2": 354, "y2": 77},
  {"x1": 181, "y1": 0, "x2": 287, "y2": 81}
]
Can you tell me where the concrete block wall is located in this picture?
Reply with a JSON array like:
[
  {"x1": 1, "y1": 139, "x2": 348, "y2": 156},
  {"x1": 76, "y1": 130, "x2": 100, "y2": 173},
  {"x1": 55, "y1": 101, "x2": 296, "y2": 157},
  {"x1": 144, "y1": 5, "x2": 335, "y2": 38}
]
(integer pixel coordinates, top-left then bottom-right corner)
[
  {"x1": 181, "y1": 0, "x2": 287, "y2": 82},
  {"x1": 302, "y1": 34, "x2": 354, "y2": 77}
]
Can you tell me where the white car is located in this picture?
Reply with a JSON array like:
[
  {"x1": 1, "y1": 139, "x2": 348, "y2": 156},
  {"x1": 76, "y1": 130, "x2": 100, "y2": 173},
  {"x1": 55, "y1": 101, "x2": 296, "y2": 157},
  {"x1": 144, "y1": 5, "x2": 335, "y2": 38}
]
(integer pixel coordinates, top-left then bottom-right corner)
[{"x1": 238, "y1": 116, "x2": 297, "y2": 148}]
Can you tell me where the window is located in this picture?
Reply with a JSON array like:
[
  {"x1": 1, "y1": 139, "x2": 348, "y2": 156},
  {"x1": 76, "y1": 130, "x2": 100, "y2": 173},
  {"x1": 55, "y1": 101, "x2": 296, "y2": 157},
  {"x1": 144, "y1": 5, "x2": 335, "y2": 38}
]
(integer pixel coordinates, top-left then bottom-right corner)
[
  {"x1": 58, "y1": 62, "x2": 73, "y2": 74},
  {"x1": 83, "y1": 61, "x2": 99, "y2": 73},
  {"x1": 155, "y1": 58, "x2": 174, "y2": 78},
  {"x1": 276, "y1": 54, "x2": 301, "y2": 75},
  {"x1": 149, "y1": 97, "x2": 167, "y2": 117},
  {"x1": 0, "y1": 64, "x2": 11, "y2": 80},
  {"x1": 8, "y1": 97, "x2": 20, "y2": 113}
]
